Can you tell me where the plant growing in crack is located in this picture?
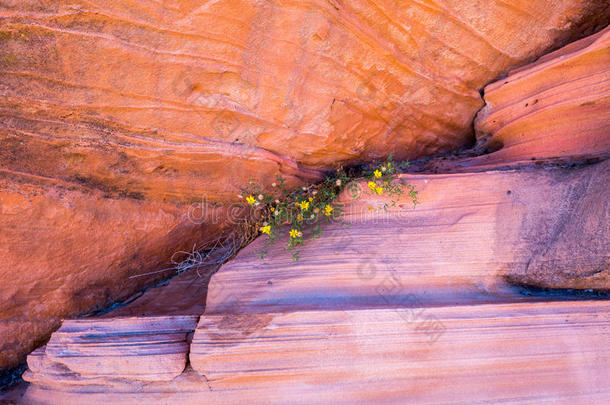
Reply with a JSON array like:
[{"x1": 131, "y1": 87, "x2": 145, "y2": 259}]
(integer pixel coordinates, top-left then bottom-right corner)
[{"x1": 239, "y1": 155, "x2": 418, "y2": 260}]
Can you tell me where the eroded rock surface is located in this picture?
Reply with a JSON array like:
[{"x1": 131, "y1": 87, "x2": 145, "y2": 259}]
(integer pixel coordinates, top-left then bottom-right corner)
[
  {"x1": 19, "y1": 161, "x2": 610, "y2": 404},
  {"x1": 26, "y1": 316, "x2": 197, "y2": 383},
  {"x1": 2, "y1": 0, "x2": 607, "y2": 177},
  {"x1": 1, "y1": 0, "x2": 609, "y2": 371},
  {"x1": 0, "y1": 176, "x2": 232, "y2": 370},
  {"x1": 469, "y1": 26, "x2": 610, "y2": 168},
  {"x1": 21, "y1": 301, "x2": 610, "y2": 404},
  {"x1": 189, "y1": 302, "x2": 610, "y2": 403},
  {"x1": 206, "y1": 161, "x2": 609, "y2": 316}
]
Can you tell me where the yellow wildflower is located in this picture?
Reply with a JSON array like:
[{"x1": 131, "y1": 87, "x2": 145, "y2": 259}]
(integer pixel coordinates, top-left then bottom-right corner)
[
  {"x1": 270, "y1": 207, "x2": 275, "y2": 212},
  {"x1": 368, "y1": 181, "x2": 376, "y2": 190},
  {"x1": 324, "y1": 204, "x2": 333, "y2": 216},
  {"x1": 374, "y1": 169, "x2": 382, "y2": 178},
  {"x1": 308, "y1": 197, "x2": 313, "y2": 202},
  {"x1": 260, "y1": 225, "x2": 271, "y2": 234},
  {"x1": 246, "y1": 195, "x2": 256, "y2": 205},
  {"x1": 289, "y1": 229, "x2": 299, "y2": 238},
  {"x1": 299, "y1": 200, "x2": 310, "y2": 211},
  {"x1": 375, "y1": 186, "x2": 383, "y2": 195}
]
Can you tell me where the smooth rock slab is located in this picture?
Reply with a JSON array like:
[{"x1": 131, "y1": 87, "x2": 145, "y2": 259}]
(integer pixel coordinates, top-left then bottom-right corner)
[
  {"x1": 206, "y1": 161, "x2": 609, "y2": 315},
  {"x1": 190, "y1": 301, "x2": 610, "y2": 403},
  {"x1": 21, "y1": 301, "x2": 610, "y2": 404},
  {"x1": 24, "y1": 316, "x2": 198, "y2": 383},
  {"x1": 189, "y1": 301, "x2": 610, "y2": 403}
]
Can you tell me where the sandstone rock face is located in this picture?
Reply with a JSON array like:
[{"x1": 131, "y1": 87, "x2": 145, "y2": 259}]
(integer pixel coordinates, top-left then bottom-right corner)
[
  {"x1": 26, "y1": 316, "x2": 197, "y2": 383},
  {"x1": 188, "y1": 302, "x2": 610, "y2": 403},
  {"x1": 98, "y1": 271, "x2": 209, "y2": 318},
  {"x1": 207, "y1": 162, "x2": 609, "y2": 316},
  {"x1": 20, "y1": 161, "x2": 610, "y2": 403},
  {"x1": 469, "y1": 26, "x2": 610, "y2": 168},
  {"x1": 0, "y1": 177, "x2": 230, "y2": 370},
  {"x1": 22, "y1": 303, "x2": 610, "y2": 404},
  {"x1": 1, "y1": 0, "x2": 609, "y2": 372},
  {"x1": 2, "y1": 0, "x2": 607, "y2": 179}
]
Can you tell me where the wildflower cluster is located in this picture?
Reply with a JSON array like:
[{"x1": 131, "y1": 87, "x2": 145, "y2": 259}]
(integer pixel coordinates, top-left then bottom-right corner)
[
  {"x1": 360, "y1": 157, "x2": 419, "y2": 210},
  {"x1": 240, "y1": 156, "x2": 417, "y2": 260}
]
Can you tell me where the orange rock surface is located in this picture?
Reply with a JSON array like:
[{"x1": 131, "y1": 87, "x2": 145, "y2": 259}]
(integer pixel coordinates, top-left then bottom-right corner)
[
  {"x1": 467, "y1": 26, "x2": 610, "y2": 168},
  {"x1": 0, "y1": 177, "x2": 228, "y2": 370},
  {"x1": 2, "y1": 0, "x2": 607, "y2": 178},
  {"x1": 1, "y1": 0, "x2": 609, "y2": 372}
]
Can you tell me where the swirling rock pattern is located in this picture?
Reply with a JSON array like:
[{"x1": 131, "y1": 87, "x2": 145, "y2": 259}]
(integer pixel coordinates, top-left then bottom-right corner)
[
  {"x1": 469, "y1": 26, "x2": 610, "y2": 168},
  {"x1": 0, "y1": 0, "x2": 608, "y2": 370},
  {"x1": 1, "y1": 1, "x2": 608, "y2": 199}
]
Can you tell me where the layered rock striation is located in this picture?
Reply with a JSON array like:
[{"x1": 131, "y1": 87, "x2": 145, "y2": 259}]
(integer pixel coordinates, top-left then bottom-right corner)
[
  {"x1": 21, "y1": 160, "x2": 610, "y2": 404},
  {"x1": 207, "y1": 161, "x2": 609, "y2": 317},
  {"x1": 1, "y1": 0, "x2": 609, "y2": 371},
  {"x1": 469, "y1": 26, "x2": 610, "y2": 168},
  {"x1": 26, "y1": 316, "x2": 197, "y2": 383}
]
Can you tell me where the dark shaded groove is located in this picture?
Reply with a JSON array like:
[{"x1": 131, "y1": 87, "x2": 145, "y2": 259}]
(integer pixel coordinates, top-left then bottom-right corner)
[
  {"x1": 507, "y1": 278, "x2": 610, "y2": 300},
  {"x1": 0, "y1": 363, "x2": 26, "y2": 392}
]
